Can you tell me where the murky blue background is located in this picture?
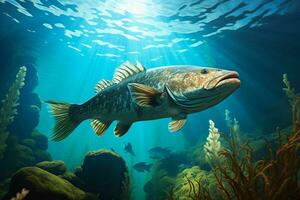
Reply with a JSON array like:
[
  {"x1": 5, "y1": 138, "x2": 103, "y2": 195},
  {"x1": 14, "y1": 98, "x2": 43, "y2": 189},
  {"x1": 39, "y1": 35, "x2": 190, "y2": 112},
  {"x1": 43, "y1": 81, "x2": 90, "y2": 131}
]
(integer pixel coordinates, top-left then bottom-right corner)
[{"x1": 1, "y1": 0, "x2": 299, "y2": 199}]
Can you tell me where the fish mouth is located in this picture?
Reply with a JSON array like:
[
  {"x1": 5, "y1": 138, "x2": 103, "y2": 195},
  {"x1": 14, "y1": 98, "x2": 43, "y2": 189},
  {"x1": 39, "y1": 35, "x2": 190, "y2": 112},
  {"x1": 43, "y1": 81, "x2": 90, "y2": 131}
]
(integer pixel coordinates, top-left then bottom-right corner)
[{"x1": 214, "y1": 72, "x2": 240, "y2": 88}]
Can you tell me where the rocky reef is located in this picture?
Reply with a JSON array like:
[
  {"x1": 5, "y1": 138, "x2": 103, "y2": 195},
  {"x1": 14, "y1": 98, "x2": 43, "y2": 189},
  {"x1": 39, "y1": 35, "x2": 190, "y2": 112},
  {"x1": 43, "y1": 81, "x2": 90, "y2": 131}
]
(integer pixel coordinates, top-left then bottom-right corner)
[
  {"x1": 2, "y1": 149, "x2": 130, "y2": 200},
  {"x1": 0, "y1": 66, "x2": 51, "y2": 199}
]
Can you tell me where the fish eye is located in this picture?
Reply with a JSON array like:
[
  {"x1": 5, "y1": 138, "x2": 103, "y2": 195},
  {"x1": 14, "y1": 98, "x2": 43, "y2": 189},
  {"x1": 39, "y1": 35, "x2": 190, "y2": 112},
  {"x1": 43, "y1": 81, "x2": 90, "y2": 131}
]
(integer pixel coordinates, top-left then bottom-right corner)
[{"x1": 201, "y1": 69, "x2": 208, "y2": 74}]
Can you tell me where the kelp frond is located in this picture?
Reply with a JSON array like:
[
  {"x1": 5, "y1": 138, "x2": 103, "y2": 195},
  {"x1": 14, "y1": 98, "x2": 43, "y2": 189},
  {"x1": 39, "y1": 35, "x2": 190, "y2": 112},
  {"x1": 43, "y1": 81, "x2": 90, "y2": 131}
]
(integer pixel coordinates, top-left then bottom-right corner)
[{"x1": 0, "y1": 66, "x2": 27, "y2": 159}]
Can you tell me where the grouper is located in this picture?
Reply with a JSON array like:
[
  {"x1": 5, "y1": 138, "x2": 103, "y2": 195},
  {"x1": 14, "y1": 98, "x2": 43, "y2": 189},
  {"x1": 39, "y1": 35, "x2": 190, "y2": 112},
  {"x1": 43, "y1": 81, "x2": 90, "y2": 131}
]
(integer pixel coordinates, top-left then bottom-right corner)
[{"x1": 47, "y1": 61, "x2": 240, "y2": 141}]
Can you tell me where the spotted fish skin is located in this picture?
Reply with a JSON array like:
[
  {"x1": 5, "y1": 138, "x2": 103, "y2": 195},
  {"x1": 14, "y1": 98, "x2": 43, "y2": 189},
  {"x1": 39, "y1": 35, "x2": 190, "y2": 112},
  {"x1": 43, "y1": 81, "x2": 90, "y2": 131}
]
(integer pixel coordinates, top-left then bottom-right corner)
[{"x1": 47, "y1": 61, "x2": 240, "y2": 141}]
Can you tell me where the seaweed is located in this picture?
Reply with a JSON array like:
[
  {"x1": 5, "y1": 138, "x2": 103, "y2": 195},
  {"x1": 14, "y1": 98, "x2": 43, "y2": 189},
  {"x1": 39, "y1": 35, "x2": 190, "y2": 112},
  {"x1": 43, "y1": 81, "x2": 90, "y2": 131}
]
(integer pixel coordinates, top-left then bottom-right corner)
[
  {"x1": 0, "y1": 66, "x2": 27, "y2": 159},
  {"x1": 283, "y1": 74, "x2": 297, "y2": 107},
  {"x1": 167, "y1": 74, "x2": 299, "y2": 200},
  {"x1": 211, "y1": 98, "x2": 300, "y2": 200},
  {"x1": 204, "y1": 120, "x2": 222, "y2": 162}
]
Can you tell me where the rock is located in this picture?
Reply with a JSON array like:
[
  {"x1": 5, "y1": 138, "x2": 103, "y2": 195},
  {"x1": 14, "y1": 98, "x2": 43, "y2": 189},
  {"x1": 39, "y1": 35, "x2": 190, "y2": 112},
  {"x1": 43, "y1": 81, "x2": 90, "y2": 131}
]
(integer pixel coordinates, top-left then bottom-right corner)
[
  {"x1": 76, "y1": 149, "x2": 129, "y2": 200},
  {"x1": 21, "y1": 138, "x2": 36, "y2": 149},
  {"x1": 0, "y1": 178, "x2": 10, "y2": 200},
  {"x1": 3, "y1": 167, "x2": 97, "y2": 200},
  {"x1": 31, "y1": 131, "x2": 48, "y2": 150},
  {"x1": 34, "y1": 149, "x2": 52, "y2": 162},
  {"x1": 36, "y1": 160, "x2": 67, "y2": 175},
  {"x1": 74, "y1": 166, "x2": 83, "y2": 177},
  {"x1": 59, "y1": 172, "x2": 84, "y2": 189},
  {"x1": 5, "y1": 134, "x2": 18, "y2": 147},
  {"x1": 0, "y1": 144, "x2": 35, "y2": 180}
]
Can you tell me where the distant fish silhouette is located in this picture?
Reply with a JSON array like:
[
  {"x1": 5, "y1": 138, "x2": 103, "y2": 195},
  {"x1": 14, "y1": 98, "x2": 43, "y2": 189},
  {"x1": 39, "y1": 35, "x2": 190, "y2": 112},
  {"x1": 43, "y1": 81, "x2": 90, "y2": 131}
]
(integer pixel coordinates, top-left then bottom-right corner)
[
  {"x1": 124, "y1": 142, "x2": 135, "y2": 156},
  {"x1": 133, "y1": 162, "x2": 152, "y2": 172},
  {"x1": 148, "y1": 147, "x2": 171, "y2": 159}
]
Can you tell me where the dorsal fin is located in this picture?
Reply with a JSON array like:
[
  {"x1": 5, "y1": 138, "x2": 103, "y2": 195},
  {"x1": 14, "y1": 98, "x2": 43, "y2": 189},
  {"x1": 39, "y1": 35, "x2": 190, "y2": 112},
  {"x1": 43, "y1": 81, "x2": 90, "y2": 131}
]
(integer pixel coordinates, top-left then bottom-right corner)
[
  {"x1": 113, "y1": 61, "x2": 146, "y2": 83},
  {"x1": 95, "y1": 79, "x2": 114, "y2": 93}
]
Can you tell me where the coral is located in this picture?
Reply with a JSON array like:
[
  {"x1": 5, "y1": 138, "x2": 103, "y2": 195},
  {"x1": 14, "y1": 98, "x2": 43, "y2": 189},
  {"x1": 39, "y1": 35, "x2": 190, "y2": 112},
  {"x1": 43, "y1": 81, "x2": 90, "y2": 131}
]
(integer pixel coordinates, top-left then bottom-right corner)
[
  {"x1": 204, "y1": 120, "x2": 221, "y2": 162},
  {"x1": 3, "y1": 167, "x2": 97, "y2": 200},
  {"x1": 11, "y1": 188, "x2": 29, "y2": 200},
  {"x1": 0, "y1": 66, "x2": 27, "y2": 159}
]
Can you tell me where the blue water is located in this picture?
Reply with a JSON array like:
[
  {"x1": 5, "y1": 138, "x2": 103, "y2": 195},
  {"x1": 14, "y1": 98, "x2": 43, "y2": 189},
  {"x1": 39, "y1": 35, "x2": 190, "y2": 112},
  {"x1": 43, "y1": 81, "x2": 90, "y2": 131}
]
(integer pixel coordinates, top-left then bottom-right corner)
[{"x1": 1, "y1": 0, "x2": 299, "y2": 199}]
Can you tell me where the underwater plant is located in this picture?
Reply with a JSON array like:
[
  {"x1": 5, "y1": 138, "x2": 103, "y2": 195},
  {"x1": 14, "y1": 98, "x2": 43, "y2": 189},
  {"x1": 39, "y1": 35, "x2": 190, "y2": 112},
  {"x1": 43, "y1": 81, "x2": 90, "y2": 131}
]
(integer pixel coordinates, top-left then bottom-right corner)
[
  {"x1": 170, "y1": 166, "x2": 213, "y2": 200},
  {"x1": 11, "y1": 188, "x2": 29, "y2": 200},
  {"x1": 204, "y1": 120, "x2": 222, "y2": 162},
  {"x1": 167, "y1": 74, "x2": 299, "y2": 200},
  {"x1": 283, "y1": 74, "x2": 297, "y2": 106},
  {"x1": 0, "y1": 66, "x2": 27, "y2": 159},
  {"x1": 119, "y1": 172, "x2": 131, "y2": 200},
  {"x1": 211, "y1": 98, "x2": 300, "y2": 200}
]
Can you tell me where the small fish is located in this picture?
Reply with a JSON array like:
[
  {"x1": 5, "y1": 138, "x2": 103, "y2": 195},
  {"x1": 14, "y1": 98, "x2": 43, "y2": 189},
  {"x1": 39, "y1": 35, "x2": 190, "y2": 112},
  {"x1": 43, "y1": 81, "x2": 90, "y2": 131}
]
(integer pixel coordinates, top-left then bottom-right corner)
[
  {"x1": 148, "y1": 147, "x2": 171, "y2": 159},
  {"x1": 47, "y1": 61, "x2": 240, "y2": 141},
  {"x1": 124, "y1": 142, "x2": 135, "y2": 156},
  {"x1": 133, "y1": 162, "x2": 152, "y2": 172}
]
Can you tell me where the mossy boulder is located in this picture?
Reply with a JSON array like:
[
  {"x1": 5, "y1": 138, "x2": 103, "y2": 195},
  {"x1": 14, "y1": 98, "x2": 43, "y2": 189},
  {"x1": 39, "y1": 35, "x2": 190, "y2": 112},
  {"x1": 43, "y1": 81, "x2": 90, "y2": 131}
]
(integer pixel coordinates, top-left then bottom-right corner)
[
  {"x1": 30, "y1": 131, "x2": 48, "y2": 150},
  {"x1": 3, "y1": 167, "x2": 97, "y2": 200},
  {"x1": 173, "y1": 166, "x2": 206, "y2": 198},
  {"x1": 0, "y1": 178, "x2": 10, "y2": 200},
  {"x1": 173, "y1": 166, "x2": 219, "y2": 199},
  {"x1": 76, "y1": 149, "x2": 129, "y2": 200},
  {"x1": 34, "y1": 149, "x2": 52, "y2": 162},
  {"x1": 59, "y1": 172, "x2": 84, "y2": 189},
  {"x1": 36, "y1": 160, "x2": 67, "y2": 175},
  {"x1": 0, "y1": 144, "x2": 35, "y2": 180},
  {"x1": 20, "y1": 138, "x2": 36, "y2": 149}
]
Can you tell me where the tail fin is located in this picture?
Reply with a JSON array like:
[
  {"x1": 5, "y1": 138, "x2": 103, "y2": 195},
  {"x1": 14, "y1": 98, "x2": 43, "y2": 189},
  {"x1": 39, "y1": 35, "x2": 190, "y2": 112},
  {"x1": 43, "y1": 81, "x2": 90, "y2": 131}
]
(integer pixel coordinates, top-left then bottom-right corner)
[{"x1": 46, "y1": 100, "x2": 81, "y2": 141}]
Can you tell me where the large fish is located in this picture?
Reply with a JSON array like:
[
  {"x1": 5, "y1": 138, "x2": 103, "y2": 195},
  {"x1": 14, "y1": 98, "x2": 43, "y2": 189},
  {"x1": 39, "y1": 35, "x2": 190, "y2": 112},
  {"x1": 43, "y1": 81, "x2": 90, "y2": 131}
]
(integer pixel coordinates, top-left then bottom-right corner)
[{"x1": 47, "y1": 61, "x2": 240, "y2": 141}]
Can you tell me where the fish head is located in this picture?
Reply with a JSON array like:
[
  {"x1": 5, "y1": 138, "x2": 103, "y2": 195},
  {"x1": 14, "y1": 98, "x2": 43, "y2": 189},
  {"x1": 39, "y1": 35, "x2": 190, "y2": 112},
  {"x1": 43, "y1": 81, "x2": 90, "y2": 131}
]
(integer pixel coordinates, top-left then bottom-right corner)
[{"x1": 166, "y1": 66, "x2": 240, "y2": 111}]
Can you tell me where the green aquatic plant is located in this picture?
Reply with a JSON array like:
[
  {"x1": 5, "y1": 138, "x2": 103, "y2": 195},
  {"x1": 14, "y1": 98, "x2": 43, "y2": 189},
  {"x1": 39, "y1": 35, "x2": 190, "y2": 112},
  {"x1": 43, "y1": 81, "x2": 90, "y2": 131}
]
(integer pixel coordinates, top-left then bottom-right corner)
[
  {"x1": 213, "y1": 99, "x2": 300, "y2": 200},
  {"x1": 167, "y1": 74, "x2": 300, "y2": 200},
  {"x1": 283, "y1": 73, "x2": 297, "y2": 106},
  {"x1": 0, "y1": 66, "x2": 27, "y2": 159},
  {"x1": 171, "y1": 166, "x2": 212, "y2": 200},
  {"x1": 204, "y1": 120, "x2": 222, "y2": 162},
  {"x1": 224, "y1": 109, "x2": 233, "y2": 128},
  {"x1": 225, "y1": 109, "x2": 241, "y2": 144},
  {"x1": 283, "y1": 73, "x2": 300, "y2": 133}
]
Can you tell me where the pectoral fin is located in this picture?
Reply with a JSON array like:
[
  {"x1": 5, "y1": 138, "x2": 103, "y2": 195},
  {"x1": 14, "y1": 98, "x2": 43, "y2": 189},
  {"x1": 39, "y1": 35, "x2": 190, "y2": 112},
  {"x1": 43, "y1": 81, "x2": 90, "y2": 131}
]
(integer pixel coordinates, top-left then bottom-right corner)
[
  {"x1": 128, "y1": 83, "x2": 162, "y2": 107},
  {"x1": 168, "y1": 115, "x2": 187, "y2": 132},
  {"x1": 114, "y1": 122, "x2": 132, "y2": 137},
  {"x1": 91, "y1": 119, "x2": 111, "y2": 136}
]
